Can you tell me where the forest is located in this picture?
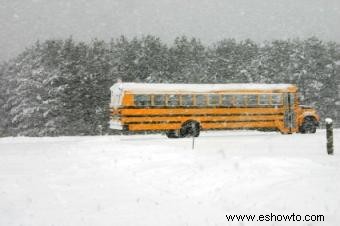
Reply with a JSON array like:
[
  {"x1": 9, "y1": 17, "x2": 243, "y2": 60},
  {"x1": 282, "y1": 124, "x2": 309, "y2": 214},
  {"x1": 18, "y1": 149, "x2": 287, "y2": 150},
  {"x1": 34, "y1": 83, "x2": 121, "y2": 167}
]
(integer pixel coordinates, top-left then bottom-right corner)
[{"x1": 0, "y1": 36, "x2": 339, "y2": 136}]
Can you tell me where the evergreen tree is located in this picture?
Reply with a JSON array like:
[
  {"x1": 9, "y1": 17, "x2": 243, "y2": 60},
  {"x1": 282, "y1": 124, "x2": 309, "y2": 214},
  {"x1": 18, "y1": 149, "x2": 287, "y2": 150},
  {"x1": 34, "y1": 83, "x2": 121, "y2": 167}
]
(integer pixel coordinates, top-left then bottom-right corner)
[{"x1": 169, "y1": 36, "x2": 207, "y2": 83}]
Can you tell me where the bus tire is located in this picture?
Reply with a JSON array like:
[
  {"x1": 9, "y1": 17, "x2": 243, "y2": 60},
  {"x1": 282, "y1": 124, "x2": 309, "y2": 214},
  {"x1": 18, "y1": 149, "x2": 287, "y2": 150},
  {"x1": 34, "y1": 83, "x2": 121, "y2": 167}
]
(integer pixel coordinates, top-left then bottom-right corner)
[
  {"x1": 166, "y1": 130, "x2": 180, "y2": 138},
  {"x1": 180, "y1": 121, "x2": 200, "y2": 138},
  {"x1": 299, "y1": 117, "x2": 317, "y2": 134}
]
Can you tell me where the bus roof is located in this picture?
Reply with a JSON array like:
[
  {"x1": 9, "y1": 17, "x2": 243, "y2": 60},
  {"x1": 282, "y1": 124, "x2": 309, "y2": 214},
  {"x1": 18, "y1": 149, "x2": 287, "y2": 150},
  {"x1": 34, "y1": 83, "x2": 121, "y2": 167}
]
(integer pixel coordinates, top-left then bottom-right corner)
[{"x1": 110, "y1": 82, "x2": 297, "y2": 93}]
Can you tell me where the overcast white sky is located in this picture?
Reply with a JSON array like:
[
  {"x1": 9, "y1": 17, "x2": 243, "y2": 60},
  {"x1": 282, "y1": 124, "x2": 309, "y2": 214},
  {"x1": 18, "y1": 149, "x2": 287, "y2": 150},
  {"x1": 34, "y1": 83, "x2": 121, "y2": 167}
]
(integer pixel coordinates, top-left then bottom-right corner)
[{"x1": 0, "y1": 0, "x2": 339, "y2": 62}]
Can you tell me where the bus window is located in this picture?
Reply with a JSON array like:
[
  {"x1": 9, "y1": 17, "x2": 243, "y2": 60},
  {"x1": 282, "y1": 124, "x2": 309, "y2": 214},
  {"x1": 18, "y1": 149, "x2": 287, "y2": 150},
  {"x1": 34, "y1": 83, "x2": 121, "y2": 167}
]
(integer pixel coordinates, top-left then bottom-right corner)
[
  {"x1": 259, "y1": 94, "x2": 270, "y2": 105},
  {"x1": 234, "y1": 95, "x2": 245, "y2": 106},
  {"x1": 196, "y1": 95, "x2": 207, "y2": 106},
  {"x1": 247, "y1": 95, "x2": 258, "y2": 106},
  {"x1": 208, "y1": 94, "x2": 220, "y2": 106},
  {"x1": 222, "y1": 95, "x2": 233, "y2": 106},
  {"x1": 271, "y1": 94, "x2": 282, "y2": 105},
  {"x1": 167, "y1": 94, "x2": 179, "y2": 106},
  {"x1": 181, "y1": 95, "x2": 193, "y2": 106},
  {"x1": 135, "y1": 95, "x2": 151, "y2": 106},
  {"x1": 153, "y1": 95, "x2": 165, "y2": 106}
]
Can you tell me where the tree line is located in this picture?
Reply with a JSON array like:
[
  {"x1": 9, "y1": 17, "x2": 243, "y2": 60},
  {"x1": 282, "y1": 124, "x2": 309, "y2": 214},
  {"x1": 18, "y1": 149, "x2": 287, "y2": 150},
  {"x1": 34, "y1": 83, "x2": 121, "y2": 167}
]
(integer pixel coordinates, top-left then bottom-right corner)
[{"x1": 0, "y1": 36, "x2": 339, "y2": 136}]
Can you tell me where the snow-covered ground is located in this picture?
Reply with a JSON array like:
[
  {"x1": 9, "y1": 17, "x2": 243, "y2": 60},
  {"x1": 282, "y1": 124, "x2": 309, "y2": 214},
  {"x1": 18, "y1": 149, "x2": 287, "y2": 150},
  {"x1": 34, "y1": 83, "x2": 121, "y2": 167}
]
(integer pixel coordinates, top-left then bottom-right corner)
[{"x1": 0, "y1": 130, "x2": 339, "y2": 226}]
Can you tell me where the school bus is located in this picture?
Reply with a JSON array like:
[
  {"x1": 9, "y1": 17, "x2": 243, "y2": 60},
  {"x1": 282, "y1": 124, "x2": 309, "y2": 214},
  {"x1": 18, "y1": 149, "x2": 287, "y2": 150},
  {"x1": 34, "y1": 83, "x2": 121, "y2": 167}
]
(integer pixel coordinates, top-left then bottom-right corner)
[{"x1": 109, "y1": 82, "x2": 320, "y2": 138}]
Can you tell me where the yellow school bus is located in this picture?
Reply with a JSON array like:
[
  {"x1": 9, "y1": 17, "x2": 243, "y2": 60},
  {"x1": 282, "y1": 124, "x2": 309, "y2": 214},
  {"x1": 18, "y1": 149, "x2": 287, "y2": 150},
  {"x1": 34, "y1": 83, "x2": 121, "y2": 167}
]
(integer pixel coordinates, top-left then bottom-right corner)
[{"x1": 109, "y1": 82, "x2": 320, "y2": 138}]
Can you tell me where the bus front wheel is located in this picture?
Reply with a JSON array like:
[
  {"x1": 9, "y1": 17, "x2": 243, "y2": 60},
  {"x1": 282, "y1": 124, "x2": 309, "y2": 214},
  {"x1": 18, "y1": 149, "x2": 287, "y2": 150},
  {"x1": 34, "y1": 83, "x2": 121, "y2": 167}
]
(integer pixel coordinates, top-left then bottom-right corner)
[
  {"x1": 180, "y1": 121, "x2": 200, "y2": 138},
  {"x1": 299, "y1": 117, "x2": 317, "y2": 134}
]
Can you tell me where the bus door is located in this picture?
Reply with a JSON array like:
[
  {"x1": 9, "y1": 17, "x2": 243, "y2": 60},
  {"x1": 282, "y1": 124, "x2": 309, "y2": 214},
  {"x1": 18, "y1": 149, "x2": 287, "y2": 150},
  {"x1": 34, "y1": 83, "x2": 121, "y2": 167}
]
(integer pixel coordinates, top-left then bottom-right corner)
[{"x1": 283, "y1": 93, "x2": 296, "y2": 133}]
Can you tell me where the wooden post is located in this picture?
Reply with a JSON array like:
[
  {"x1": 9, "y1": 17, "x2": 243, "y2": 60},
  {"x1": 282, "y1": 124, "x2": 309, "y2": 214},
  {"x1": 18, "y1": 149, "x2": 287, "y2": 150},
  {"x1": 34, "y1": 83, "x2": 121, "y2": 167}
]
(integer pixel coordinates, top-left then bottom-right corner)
[{"x1": 325, "y1": 118, "x2": 334, "y2": 155}]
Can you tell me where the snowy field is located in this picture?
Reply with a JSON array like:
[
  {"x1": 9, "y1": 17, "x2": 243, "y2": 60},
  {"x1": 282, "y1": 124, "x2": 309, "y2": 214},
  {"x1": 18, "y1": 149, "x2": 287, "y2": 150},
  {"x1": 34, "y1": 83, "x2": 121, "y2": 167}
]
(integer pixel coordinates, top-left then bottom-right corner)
[{"x1": 0, "y1": 130, "x2": 339, "y2": 226}]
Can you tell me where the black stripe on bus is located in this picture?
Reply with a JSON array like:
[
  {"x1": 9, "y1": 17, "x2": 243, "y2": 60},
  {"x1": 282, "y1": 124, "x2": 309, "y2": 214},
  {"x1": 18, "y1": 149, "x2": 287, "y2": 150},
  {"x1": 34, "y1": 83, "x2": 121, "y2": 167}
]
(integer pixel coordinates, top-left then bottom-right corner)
[
  {"x1": 121, "y1": 113, "x2": 284, "y2": 118},
  {"x1": 125, "y1": 121, "x2": 182, "y2": 125},
  {"x1": 201, "y1": 120, "x2": 276, "y2": 123},
  {"x1": 125, "y1": 120, "x2": 281, "y2": 125}
]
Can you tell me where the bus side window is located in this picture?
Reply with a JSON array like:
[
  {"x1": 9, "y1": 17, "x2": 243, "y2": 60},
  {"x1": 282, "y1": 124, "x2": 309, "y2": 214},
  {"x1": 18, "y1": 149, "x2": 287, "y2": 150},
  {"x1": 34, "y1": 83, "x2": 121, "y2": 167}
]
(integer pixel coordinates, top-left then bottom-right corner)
[
  {"x1": 259, "y1": 94, "x2": 270, "y2": 105},
  {"x1": 135, "y1": 95, "x2": 151, "y2": 106},
  {"x1": 181, "y1": 95, "x2": 193, "y2": 106},
  {"x1": 271, "y1": 94, "x2": 282, "y2": 106},
  {"x1": 208, "y1": 94, "x2": 220, "y2": 106},
  {"x1": 153, "y1": 95, "x2": 165, "y2": 106},
  {"x1": 234, "y1": 95, "x2": 245, "y2": 106},
  {"x1": 167, "y1": 94, "x2": 179, "y2": 106},
  {"x1": 196, "y1": 95, "x2": 207, "y2": 106},
  {"x1": 222, "y1": 95, "x2": 233, "y2": 106},
  {"x1": 247, "y1": 95, "x2": 258, "y2": 106}
]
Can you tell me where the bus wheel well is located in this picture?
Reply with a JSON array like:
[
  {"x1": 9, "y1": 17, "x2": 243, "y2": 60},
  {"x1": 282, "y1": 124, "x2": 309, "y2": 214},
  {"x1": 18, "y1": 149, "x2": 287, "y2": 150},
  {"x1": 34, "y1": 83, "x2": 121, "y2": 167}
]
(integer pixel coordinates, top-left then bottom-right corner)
[
  {"x1": 180, "y1": 120, "x2": 200, "y2": 138},
  {"x1": 304, "y1": 116, "x2": 316, "y2": 121}
]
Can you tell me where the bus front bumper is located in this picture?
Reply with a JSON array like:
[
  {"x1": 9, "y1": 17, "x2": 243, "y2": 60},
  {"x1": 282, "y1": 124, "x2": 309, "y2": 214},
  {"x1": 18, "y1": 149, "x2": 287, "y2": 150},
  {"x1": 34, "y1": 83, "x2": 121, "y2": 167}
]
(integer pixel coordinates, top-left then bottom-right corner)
[{"x1": 110, "y1": 120, "x2": 123, "y2": 130}]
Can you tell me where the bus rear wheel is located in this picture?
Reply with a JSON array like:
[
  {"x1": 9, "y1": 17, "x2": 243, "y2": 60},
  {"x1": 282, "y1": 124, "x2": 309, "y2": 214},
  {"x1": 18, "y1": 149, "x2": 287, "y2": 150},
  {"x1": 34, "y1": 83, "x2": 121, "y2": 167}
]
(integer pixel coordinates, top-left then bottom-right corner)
[
  {"x1": 180, "y1": 121, "x2": 200, "y2": 138},
  {"x1": 300, "y1": 117, "x2": 317, "y2": 134}
]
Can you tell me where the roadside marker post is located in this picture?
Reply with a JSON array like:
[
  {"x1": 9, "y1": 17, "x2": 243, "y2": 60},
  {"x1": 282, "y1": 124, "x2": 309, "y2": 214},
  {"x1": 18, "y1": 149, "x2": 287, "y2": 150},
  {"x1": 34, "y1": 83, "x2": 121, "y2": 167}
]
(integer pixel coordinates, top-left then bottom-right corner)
[{"x1": 325, "y1": 118, "x2": 334, "y2": 155}]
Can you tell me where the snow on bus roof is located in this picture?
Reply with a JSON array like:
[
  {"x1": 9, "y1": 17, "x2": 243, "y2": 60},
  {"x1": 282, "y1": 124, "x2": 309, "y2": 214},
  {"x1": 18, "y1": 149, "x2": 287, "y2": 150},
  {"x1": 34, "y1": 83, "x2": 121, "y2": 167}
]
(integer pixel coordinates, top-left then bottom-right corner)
[{"x1": 110, "y1": 82, "x2": 296, "y2": 93}]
